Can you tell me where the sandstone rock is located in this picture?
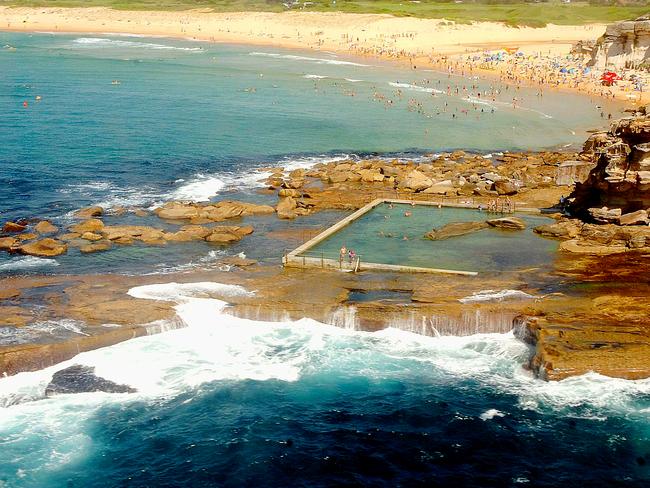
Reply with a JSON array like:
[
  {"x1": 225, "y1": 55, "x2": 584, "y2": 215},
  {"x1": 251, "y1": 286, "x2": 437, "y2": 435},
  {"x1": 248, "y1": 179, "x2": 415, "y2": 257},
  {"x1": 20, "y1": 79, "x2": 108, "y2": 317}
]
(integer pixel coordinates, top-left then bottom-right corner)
[
  {"x1": 59, "y1": 233, "x2": 81, "y2": 241},
  {"x1": 559, "y1": 239, "x2": 627, "y2": 255},
  {"x1": 220, "y1": 256, "x2": 258, "y2": 267},
  {"x1": 401, "y1": 170, "x2": 432, "y2": 192},
  {"x1": 423, "y1": 180, "x2": 454, "y2": 195},
  {"x1": 71, "y1": 219, "x2": 104, "y2": 234},
  {"x1": 494, "y1": 179, "x2": 518, "y2": 196},
  {"x1": 277, "y1": 197, "x2": 298, "y2": 219},
  {"x1": 101, "y1": 225, "x2": 164, "y2": 242},
  {"x1": 34, "y1": 221, "x2": 58, "y2": 234},
  {"x1": 589, "y1": 16, "x2": 650, "y2": 71},
  {"x1": 205, "y1": 225, "x2": 254, "y2": 244},
  {"x1": 424, "y1": 221, "x2": 489, "y2": 240},
  {"x1": 588, "y1": 207, "x2": 621, "y2": 224},
  {"x1": 155, "y1": 202, "x2": 200, "y2": 220},
  {"x1": 164, "y1": 225, "x2": 211, "y2": 242},
  {"x1": 533, "y1": 220, "x2": 581, "y2": 240},
  {"x1": 0, "y1": 237, "x2": 17, "y2": 250},
  {"x1": 358, "y1": 169, "x2": 384, "y2": 183},
  {"x1": 278, "y1": 189, "x2": 302, "y2": 198},
  {"x1": 328, "y1": 172, "x2": 350, "y2": 184},
  {"x1": 486, "y1": 217, "x2": 527, "y2": 230},
  {"x1": 3, "y1": 221, "x2": 26, "y2": 233},
  {"x1": 19, "y1": 238, "x2": 67, "y2": 257},
  {"x1": 74, "y1": 206, "x2": 104, "y2": 219},
  {"x1": 80, "y1": 232, "x2": 103, "y2": 241},
  {"x1": 16, "y1": 233, "x2": 37, "y2": 242},
  {"x1": 619, "y1": 209, "x2": 649, "y2": 226},
  {"x1": 79, "y1": 240, "x2": 112, "y2": 253}
]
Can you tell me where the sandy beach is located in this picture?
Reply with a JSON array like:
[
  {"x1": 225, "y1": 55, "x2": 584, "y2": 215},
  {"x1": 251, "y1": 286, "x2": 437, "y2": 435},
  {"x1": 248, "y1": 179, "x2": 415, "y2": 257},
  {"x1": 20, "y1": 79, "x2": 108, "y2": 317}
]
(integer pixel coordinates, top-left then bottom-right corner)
[{"x1": 2, "y1": 6, "x2": 647, "y2": 103}]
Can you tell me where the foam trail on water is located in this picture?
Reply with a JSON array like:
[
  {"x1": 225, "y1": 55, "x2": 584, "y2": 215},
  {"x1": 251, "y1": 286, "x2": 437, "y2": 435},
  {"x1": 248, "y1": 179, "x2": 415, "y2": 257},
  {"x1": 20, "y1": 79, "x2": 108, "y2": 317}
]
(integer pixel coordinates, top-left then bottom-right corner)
[
  {"x1": 72, "y1": 37, "x2": 203, "y2": 52},
  {"x1": 459, "y1": 289, "x2": 534, "y2": 304},
  {"x1": 249, "y1": 52, "x2": 368, "y2": 67},
  {"x1": 389, "y1": 82, "x2": 444, "y2": 94},
  {"x1": 0, "y1": 256, "x2": 59, "y2": 273}
]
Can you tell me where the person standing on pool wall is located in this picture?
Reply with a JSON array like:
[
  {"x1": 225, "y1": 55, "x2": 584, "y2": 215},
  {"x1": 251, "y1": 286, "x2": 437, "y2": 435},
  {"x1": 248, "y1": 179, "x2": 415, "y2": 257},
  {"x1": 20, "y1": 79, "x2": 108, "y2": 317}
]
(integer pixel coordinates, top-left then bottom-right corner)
[{"x1": 339, "y1": 245, "x2": 347, "y2": 266}]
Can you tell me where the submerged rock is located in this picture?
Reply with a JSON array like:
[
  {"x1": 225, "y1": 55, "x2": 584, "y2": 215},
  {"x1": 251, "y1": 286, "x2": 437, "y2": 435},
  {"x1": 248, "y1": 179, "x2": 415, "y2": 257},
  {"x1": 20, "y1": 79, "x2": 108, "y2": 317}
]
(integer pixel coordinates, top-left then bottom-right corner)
[
  {"x1": 74, "y1": 206, "x2": 104, "y2": 219},
  {"x1": 45, "y1": 365, "x2": 136, "y2": 396},
  {"x1": 424, "y1": 221, "x2": 488, "y2": 240},
  {"x1": 18, "y1": 238, "x2": 67, "y2": 257},
  {"x1": 34, "y1": 221, "x2": 58, "y2": 235},
  {"x1": 486, "y1": 217, "x2": 527, "y2": 230},
  {"x1": 3, "y1": 221, "x2": 26, "y2": 233}
]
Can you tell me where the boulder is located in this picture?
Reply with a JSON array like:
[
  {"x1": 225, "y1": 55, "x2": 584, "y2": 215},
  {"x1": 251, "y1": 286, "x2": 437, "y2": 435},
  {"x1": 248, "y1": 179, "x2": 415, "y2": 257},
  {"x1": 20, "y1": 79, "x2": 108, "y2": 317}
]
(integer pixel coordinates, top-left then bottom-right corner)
[
  {"x1": 80, "y1": 232, "x2": 103, "y2": 241},
  {"x1": 588, "y1": 207, "x2": 622, "y2": 224},
  {"x1": 70, "y1": 219, "x2": 104, "y2": 234},
  {"x1": 16, "y1": 233, "x2": 37, "y2": 241},
  {"x1": 220, "y1": 256, "x2": 258, "y2": 267},
  {"x1": 79, "y1": 240, "x2": 112, "y2": 253},
  {"x1": 277, "y1": 197, "x2": 298, "y2": 219},
  {"x1": 155, "y1": 202, "x2": 200, "y2": 220},
  {"x1": 18, "y1": 238, "x2": 67, "y2": 257},
  {"x1": 101, "y1": 225, "x2": 165, "y2": 242},
  {"x1": 74, "y1": 206, "x2": 104, "y2": 219},
  {"x1": 205, "y1": 225, "x2": 253, "y2": 244},
  {"x1": 45, "y1": 365, "x2": 136, "y2": 396},
  {"x1": 494, "y1": 180, "x2": 518, "y2": 196},
  {"x1": 424, "y1": 221, "x2": 489, "y2": 240},
  {"x1": 164, "y1": 225, "x2": 212, "y2": 242},
  {"x1": 278, "y1": 189, "x2": 302, "y2": 198},
  {"x1": 534, "y1": 220, "x2": 581, "y2": 240},
  {"x1": 0, "y1": 237, "x2": 17, "y2": 250},
  {"x1": 3, "y1": 221, "x2": 26, "y2": 233},
  {"x1": 423, "y1": 179, "x2": 454, "y2": 195},
  {"x1": 402, "y1": 170, "x2": 432, "y2": 192},
  {"x1": 358, "y1": 169, "x2": 384, "y2": 183},
  {"x1": 34, "y1": 221, "x2": 58, "y2": 234},
  {"x1": 619, "y1": 209, "x2": 649, "y2": 226},
  {"x1": 327, "y1": 172, "x2": 349, "y2": 184},
  {"x1": 559, "y1": 239, "x2": 628, "y2": 255},
  {"x1": 486, "y1": 217, "x2": 527, "y2": 230}
]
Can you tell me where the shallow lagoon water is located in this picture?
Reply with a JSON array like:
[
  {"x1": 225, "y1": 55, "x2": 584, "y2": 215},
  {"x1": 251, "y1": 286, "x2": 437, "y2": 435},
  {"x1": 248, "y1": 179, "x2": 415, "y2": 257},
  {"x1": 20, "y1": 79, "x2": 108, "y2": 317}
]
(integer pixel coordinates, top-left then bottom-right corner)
[{"x1": 300, "y1": 203, "x2": 557, "y2": 272}]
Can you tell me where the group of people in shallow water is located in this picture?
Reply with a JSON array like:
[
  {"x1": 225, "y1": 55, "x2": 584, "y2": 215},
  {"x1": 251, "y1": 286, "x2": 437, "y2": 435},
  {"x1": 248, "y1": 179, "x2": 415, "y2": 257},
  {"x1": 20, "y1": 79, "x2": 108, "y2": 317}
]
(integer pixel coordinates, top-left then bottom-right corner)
[{"x1": 479, "y1": 197, "x2": 514, "y2": 213}]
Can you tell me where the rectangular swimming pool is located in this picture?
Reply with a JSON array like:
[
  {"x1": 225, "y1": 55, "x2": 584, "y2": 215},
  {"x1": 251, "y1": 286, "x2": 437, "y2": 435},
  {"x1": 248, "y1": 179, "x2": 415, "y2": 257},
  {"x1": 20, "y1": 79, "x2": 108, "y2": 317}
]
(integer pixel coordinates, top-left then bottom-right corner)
[{"x1": 286, "y1": 200, "x2": 557, "y2": 274}]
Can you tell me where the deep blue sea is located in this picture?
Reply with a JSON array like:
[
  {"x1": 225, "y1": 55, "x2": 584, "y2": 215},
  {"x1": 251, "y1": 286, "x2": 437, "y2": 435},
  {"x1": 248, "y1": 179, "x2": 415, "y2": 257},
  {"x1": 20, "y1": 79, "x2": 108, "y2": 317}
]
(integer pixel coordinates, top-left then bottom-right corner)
[{"x1": 1, "y1": 32, "x2": 648, "y2": 488}]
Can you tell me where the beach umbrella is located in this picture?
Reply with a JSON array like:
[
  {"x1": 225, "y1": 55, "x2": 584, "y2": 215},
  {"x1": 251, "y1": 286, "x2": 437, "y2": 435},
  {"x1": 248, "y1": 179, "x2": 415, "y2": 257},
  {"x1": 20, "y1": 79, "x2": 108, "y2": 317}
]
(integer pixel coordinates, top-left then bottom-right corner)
[{"x1": 600, "y1": 71, "x2": 621, "y2": 86}]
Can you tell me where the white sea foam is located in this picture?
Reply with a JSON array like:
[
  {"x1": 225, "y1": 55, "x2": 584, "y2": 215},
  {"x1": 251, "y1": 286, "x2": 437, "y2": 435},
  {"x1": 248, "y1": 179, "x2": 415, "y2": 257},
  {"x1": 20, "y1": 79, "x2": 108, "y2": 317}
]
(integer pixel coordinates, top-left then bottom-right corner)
[
  {"x1": 459, "y1": 289, "x2": 534, "y2": 304},
  {"x1": 304, "y1": 74, "x2": 328, "y2": 79},
  {"x1": 147, "y1": 250, "x2": 226, "y2": 275},
  {"x1": 3, "y1": 280, "x2": 650, "y2": 479},
  {"x1": 0, "y1": 256, "x2": 60, "y2": 273},
  {"x1": 345, "y1": 78, "x2": 363, "y2": 83},
  {"x1": 170, "y1": 174, "x2": 226, "y2": 202},
  {"x1": 72, "y1": 37, "x2": 203, "y2": 52},
  {"x1": 249, "y1": 51, "x2": 368, "y2": 67},
  {"x1": 480, "y1": 408, "x2": 505, "y2": 420},
  {"x1": 389, "y1": 82, "x2": 444, "y2": 94}
]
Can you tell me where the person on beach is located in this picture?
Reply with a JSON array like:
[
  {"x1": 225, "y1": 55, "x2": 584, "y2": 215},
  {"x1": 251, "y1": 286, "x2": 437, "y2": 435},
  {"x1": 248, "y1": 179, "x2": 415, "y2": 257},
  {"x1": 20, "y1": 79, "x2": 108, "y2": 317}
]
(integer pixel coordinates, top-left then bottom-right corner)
[
  {"x1": 348, "y1": 249, "x2": 356, "y2": 264},
  {"x1": 339, "y1": 245, "x2": 347, "y2": 265}
]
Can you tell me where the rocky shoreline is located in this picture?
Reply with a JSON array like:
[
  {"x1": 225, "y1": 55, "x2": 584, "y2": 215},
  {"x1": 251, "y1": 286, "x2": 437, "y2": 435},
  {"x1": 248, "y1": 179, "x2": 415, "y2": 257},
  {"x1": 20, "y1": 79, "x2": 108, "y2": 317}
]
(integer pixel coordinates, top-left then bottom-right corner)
[{"x1": 1, "y1": 111, "x2": 649, "y2": 381}]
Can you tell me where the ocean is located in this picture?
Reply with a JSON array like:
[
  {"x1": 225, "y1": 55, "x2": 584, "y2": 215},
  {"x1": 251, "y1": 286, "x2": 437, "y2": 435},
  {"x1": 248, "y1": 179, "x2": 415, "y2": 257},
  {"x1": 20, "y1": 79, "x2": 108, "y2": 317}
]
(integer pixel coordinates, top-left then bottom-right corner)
[{"x1": 1, "y1": 32, "x2": 647, "y2": 487}]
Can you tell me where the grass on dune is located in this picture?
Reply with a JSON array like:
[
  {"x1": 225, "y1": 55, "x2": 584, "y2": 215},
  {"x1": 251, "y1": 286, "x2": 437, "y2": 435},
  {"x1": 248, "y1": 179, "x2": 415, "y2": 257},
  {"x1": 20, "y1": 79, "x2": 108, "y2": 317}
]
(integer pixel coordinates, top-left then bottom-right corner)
[{"x1": 0, "y1": 0, "x2": 648, "y2": 27}]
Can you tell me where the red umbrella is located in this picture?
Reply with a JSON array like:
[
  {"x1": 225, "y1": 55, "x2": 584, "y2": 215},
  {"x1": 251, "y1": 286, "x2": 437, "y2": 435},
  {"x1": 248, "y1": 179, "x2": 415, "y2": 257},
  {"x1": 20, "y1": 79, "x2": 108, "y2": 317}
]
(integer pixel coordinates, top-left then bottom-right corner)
[{"x1": 601, "y1": 71, "x2": 621, "y2": 86}]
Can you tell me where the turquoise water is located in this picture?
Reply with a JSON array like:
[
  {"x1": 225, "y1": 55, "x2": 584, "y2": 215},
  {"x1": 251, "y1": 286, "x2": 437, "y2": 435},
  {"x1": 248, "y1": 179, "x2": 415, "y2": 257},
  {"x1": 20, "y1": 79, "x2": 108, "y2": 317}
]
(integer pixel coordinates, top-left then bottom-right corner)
[
  {"x1": 2, "y1": 33, "x2": 649, "y2": 487},
  {"x1": 300, "y1": 203, "x2": 557, "y2": 272},
  {"x1": 0, "y1": 32, "x2": 616, "y2": 275}
]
